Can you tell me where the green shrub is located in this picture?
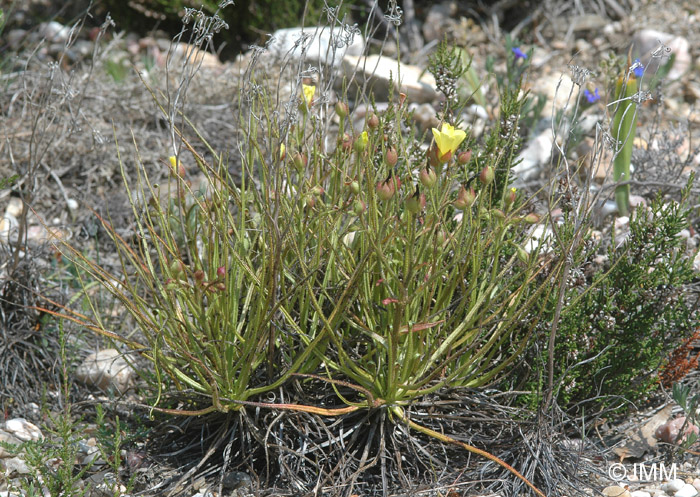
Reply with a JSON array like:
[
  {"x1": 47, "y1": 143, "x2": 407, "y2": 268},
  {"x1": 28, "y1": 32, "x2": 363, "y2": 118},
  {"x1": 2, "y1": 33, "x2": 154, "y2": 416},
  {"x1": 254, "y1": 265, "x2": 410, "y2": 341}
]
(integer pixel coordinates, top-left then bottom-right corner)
[{"x1": 531, "y1": 184, "x2": 698, "y2": 412}]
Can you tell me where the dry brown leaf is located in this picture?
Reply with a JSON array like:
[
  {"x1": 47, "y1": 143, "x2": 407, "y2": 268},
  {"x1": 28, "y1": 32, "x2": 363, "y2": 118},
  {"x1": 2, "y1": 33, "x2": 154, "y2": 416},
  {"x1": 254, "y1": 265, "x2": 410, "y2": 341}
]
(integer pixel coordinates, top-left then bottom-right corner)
[{"x1": 613, "y1": 405, "x2": 672, "y2": 461}]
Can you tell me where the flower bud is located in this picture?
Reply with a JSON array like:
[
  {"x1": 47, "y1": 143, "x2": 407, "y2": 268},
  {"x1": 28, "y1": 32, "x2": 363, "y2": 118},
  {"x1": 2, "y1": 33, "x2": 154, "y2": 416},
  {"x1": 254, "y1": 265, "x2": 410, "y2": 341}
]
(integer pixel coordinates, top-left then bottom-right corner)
[
  {"x1": 398, "y1": 92, "x2": 407, "y2": 107},
  {"x1": 491, "y1": 208, "x2": 505, "y2": 220},
  {"x1": 341, "y1": 133, "x2": 353, "y2": 152},
  {"x1": 405, "y1": 186, "x2": 426, "y2": 214},
  {"x1": 479, "y1": 165, "x2": 495, "y2": 185},
  {"x1": 335, "y1": 101, "x2": 349, "y2": 118},
  {"x1": 505, "y1": 187, "x2": 517, "y2": 208},
  {"x1": 279, "y1": 143, "x2": 286, "y2": 161},
  {"x1": 453, "y1": 186, "x2": 476, "y2": 210},
  {"x1": 439, "y1": 150, "x2": 452, "y2": 163},
  {"x1": 293, "y1": 152, "x2": 308, "y2": 171},
  {"x1": 457, "y1": 149, "x2": 472, "y2": 165},
  {"x1": 376, "y1": 172, "x2": 400, "y2": 201},
  {"x1": 376, "y1": 181, "x2": 394, "y2": 201},
  {"x1": 217, "y1": 266, "x2": 226, "y2": 278},
  {"x1": 436, "y1": 230, "x2": 448, "y2": 246},
  {"x1": 516, "y1": 244, "x2": 529, "y2": 263},
  {"x1": 240, "y1": 237, "x2": 251, "y2": 252},
  {"x1": 353, "y1": 199, "x2": 366, "y2": 216},
  {"x1": 169, "y1": 260, "x2": 186, "y2": 278},
  {"x1": 349, "y1": 180, "x2": 360, "y2": 194},
  {"x1": 193, "y1": 269, "x2": 205, "y2": 284},
  {"x1": 419, "y1": 166, "x2": 437, "y2": 188},
  {"x1": 368, "y1": 113, "x2": 379, "y2": 129},
  {"x1": 385, "y1": 146, "x2": 398, "y2": 167},
  {"x1": 311, "y1": 185, "x2": 325, "y2": 196},
  {"x1": 305, "y1": 195, "x2": 316, "y2": 209},
  {"x1": 427, "y1": 144, "x2": 441, "y2": 168},
  {"x1": 522, "y1": 213, "x2": 540, "y2": 224}
]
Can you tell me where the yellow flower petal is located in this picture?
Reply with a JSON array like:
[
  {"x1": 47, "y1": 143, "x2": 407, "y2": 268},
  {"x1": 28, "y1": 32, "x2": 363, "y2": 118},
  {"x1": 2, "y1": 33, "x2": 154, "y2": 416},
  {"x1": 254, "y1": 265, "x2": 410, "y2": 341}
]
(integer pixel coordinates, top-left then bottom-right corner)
[
  {"x1": 432, "y1": 123, "x2": 466, "y2": 160},
  {"x1": 302, "y1": 84, "x2": 316, "y2": 105}
]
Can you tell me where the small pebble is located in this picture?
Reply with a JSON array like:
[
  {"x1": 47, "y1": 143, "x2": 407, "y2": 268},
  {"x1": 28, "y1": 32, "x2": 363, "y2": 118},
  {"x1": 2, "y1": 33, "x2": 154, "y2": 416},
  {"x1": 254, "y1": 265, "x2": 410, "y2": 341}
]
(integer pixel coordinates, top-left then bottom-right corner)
[
  {"x1": 603, "y1": 486, "x2": 631, "y2": 497},
  {"x1": 2, "y1": 456, "x2": 31, "y2": 475},
  {"x1": 3, "y1": 418, "x2": 43, "y2": 442},
  {"x1": 662, "y1": 479, "x2": 686, "y2": 493},
  {"x1": 632, "y1": 491, "x2": 652, "y2": 497},
  {"x1": 222, "y1": 471, "x2": 253, "y2": 491},
  {"x1": 692, "y1": 478, "x2": 700, "y2": 493},
  {"x1": 0, "y1": 430, "x2": 21, "y2": 458},
  {"x1": 676, "y1": 484, "x2": 699, "y2": 497}
]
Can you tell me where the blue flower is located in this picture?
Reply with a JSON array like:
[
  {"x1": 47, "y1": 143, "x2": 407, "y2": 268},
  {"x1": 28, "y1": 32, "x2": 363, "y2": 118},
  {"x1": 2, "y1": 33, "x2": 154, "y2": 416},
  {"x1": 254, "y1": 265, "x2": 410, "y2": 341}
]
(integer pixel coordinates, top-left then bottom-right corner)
[
  {"x1": 583, "y1": 88, "x2": 600, "y2": 103},
  {"x1": 511, "y1": 47, "x2": 528, "y2": 60},
  {"x1": 632, "y1": 58, "x2": 644, "y2": 78}
]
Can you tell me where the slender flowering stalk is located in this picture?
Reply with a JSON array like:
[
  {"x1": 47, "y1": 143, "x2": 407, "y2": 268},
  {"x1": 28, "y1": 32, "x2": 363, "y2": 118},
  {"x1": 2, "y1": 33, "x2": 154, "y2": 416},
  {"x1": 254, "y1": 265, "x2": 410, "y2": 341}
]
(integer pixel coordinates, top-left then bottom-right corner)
[
  {"x1": 431, "y1": 123, "x2": 466, "y2": 163},
  {"x1": 611, "y1": 63, "x2": 639, "y2": 216}
]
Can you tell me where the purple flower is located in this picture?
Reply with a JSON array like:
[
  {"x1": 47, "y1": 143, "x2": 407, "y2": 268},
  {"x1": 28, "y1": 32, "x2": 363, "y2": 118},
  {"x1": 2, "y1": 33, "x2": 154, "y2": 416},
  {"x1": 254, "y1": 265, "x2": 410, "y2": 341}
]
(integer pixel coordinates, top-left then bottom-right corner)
[
  {"x1": 583, "y1": 88, "x2": 600, "y2": 103},
  {"x1": 512, "y1": 47, "x2": 528, "y2": 60},
  {"x1": 632, "y1": 58, "x2": 644, "y2": 78}
]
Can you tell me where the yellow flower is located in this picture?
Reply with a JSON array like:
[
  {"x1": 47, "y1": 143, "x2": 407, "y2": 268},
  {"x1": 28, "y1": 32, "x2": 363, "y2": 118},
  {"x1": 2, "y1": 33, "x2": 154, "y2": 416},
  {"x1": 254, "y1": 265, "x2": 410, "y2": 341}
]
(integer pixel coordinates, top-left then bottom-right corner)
[
  {"x1": 302, "y1": 84, "x2": 316, "y2": 106},
  {"x1": 431, "y1": 123, "x2": 466, "y2": 162},
  {"x1": 354, "y1": 130, "x2": 369, "y2": 153},
  {"x1": 168, "y1": 155, "x2": 185, "y2": 177}
]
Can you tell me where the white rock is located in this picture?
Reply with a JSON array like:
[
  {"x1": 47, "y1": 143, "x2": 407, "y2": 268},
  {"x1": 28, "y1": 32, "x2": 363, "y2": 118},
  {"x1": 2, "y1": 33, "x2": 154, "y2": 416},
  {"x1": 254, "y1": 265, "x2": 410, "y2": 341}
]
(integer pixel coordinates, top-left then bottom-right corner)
[
  {"x1": 462, "y1": 104, "x2": 488, "y2": 138},
  {"x1": 0, "y1": 430, "x2": 21, "y2": 458},
  {"x1": 537, "y1": 73, "x2": 577, "y2": 118},
  {"x1": 422, "y1": 1, "x2": 458, "y2": 43},
  {"x1": 512, "y1": 130, "x2": 553, "y2": 182},
  {"x1": 614, "y1": 216, "x2": 631, "y2": 248},
  {"x1": 38, "y1": 21, "x2": 71, "y2": 43},
  {"x1": 661, "y1": 479, "x2": 686, "y2": 493},
  {"x1": 410, "y1": 102, "x2": 439, "y2": 131},
  {"x1": 693, "y1": 479, "x2": 700, "y2": 493},
  {"x1": 631, "y1": 491, "x2": 652, "y2": 497},
  {"x1": 0, "y1": 213, "x2": 17, "y2": 243},
  {"x1": 523, "y1": 224, "x2": 554, "y2": 254},
  {"x1": 4, "y1": 418, "x2": 43, "y2": 442},
  {"x1": 631, "y1": 30, "x2": 692, "y2": 80},
  {"x1": 342, "y1": 54, "x2": 437, "y2": 103},
  {"x1": 603, "y1": 486, "x2": 631, "y2": 497},
  {"x1": 2, "y1": 456, "x2": 31, "y2": 475},
  {"x1": 267, "y1": 26, "x2": 364, "y2": 68},
  {"x1": 75, "y1": 349, "x2": 133, "y2": 394},
  {"x1": 171, "y1": 42, "x2": 223, "y2": 72},
  {"x1": 676, "y1": 485, "x2": 699, "y2": 497},
  {"x1": 67, "y1": 198, "x2": 79, "y2": 211}
]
